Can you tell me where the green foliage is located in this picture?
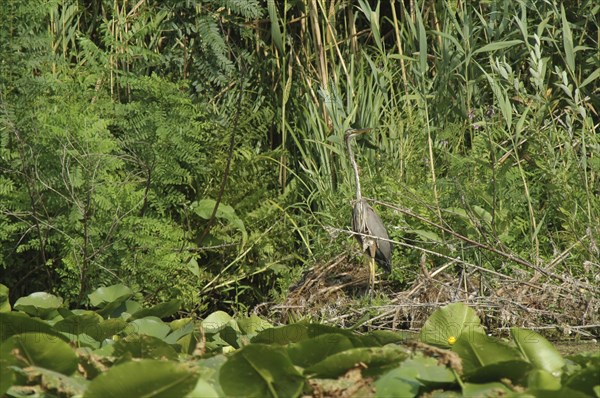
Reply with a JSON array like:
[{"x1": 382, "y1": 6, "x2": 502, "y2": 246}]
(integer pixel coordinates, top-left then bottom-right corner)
[
  {"x1": 1, "y1": 289, "x2": 598, "y2": 397},
  {"x1": 270, "y1": 0, "x2": 599, "y2": 285},
  {"x1": 0, "y1": 0, "x2": 288, "y2": 310},
  {"x1": 1, "y1": 0, "x2": 598, "y2": 319}
]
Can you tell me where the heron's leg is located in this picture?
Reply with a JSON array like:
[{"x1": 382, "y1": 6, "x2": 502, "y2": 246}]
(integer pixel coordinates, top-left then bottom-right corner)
[
  {"x1": 368, "y1": 244, "x2": 377, "y2": 298},
  {"x1": 368, "y1": 256, "x2": 375, "y2": 298}
]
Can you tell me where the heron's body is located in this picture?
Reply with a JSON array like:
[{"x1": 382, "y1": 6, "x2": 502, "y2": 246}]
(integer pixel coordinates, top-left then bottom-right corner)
[
  {"x1": 352, "y1": 198, "x2": 392, "y2": 272},
  {"x1": 345, "y1": 128, "x2": 393, "y2": 295}
]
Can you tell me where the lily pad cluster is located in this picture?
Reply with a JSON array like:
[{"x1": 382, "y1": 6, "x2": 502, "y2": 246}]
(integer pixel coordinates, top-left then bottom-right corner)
[{"x1": 0, "y1": 285, "x2": 598, "y2": 397}]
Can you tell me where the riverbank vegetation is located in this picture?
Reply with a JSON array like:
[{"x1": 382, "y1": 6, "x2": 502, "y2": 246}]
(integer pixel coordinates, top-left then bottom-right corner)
[{"x1": 1, "y1": 0, "x2": 598, "y2": 331}]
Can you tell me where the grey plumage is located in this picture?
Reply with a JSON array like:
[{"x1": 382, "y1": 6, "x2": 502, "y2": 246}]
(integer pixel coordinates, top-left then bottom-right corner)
[{"x1": 352, "y1": 198, "x2": 392, "y2": 272}]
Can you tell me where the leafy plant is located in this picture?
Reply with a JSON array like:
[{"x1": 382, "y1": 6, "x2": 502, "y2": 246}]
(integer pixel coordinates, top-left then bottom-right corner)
[{"x1": 1, "y1": 286, "x2": 598, "y2": 397}]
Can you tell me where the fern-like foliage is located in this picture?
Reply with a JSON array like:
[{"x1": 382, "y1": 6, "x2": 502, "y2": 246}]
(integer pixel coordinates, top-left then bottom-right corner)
[{"x1": 219, "y1": 0, "x2": 263, "y2": 19}]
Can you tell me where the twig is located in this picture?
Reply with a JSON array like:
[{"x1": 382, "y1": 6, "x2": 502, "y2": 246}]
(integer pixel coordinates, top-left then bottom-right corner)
[{"x1": 370, "y1": 199, "x2": 597, "y2": 293}]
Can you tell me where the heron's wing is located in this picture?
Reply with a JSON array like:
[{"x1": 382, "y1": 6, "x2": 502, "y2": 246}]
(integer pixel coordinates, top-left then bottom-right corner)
[{"x1": 364, "y1": 205, "x2": 393, "y2": 271}]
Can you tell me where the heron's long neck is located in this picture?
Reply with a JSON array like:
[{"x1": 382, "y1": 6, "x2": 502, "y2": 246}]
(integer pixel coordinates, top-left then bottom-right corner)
[{"x1": 347, "y1": 139, "x2": 362, "y2": 201}]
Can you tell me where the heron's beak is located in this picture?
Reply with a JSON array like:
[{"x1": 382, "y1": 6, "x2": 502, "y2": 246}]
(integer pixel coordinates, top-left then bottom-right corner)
[{"x1": 351, "y1": 128, "x2": 372, "y2": 135}]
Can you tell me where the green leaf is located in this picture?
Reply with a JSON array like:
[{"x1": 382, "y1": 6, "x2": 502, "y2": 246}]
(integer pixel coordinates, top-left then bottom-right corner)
[
  {"x1": 252, "y1": 323, "x2": 363, "y2": 346},
  {"x1": 171, "y1": 317, "x2": 194, "y2": 331},
  {"x1": 445, "y1": 207, "x2": 469, "y2": 219},
  {"x1": 306, "y1": 345, "x2": 409, "y2": 378},
  {"x1": 165, "y1": 320, "x2": 195, "y2": 346},
  {"x1": 560, "y1": 4, "x2": 575, "y2": 73},
  {"x1": 14, "y1": 292, "x2": 63, "y2": 318},
  {"x1": 287, "y1": 333, "x2": 354, "y2": 368},
  {"x1": 196, "y1": 355, "x2": 227, "y2": 397},
  {"x1": 462, "y1": 382, "x2": 511, "y2": 397},
  {"x1": 358, "y1": 329, "x2": 412, "y2": 347},
  {"x1": 374, "y1": 366, "x2": 421, "y2": 398},
  {"x1": 407, "y1": 229, "x2": 442, "y2": 243},
  {"x1": 466, "y1": 360, "x2": 532, "y2": 384},
  {"x1": 193, "y1": 199, "x2": 247, "y2": 244},
  {"x1": 175, "y1": 331, "x2": 202, "y2": 356},
  {"x1": 127, "y1": 317, "x2": 171, "y2": 339},
  {"x1": 113, "y1": 334, "x2": 178, "y2": 360},
  {"x1": 86, "y1": 318, "x2": 127, "y2": 341},
  {"x1": 527, "y1": 369, "x2": 561, "y2": 390},
  {"x1": 88, "y1": 284, "x2": 134, "y2": 308},
  {"x1": 0, "y1": 312, "x2": 68, "y2": 342},
  {"x1": 0, "y1": 365, "x2": 14, "y2": 397},
  {"x1": 267, "y1": 0, "x2": 283, "y2": 54},
  {"x1": 186, "y1": 378, "x2": 219, "y2": 398},
  {"x1": 524, "y1": 387, "x2": 595, "y2": 398},
  {"x1": 186, "y1": 257, "x2": 201, "y2": 277},
  {"x1": 564, "y1": 362, "x2": 600, "y2": 396},
  {"x1": 473, "y1": 206, "x2": 493, "y2": 225},
  {"x1": 306, "y1": 324, "x2": 363, "y2": 345},
  {"x1": 83, "y1": 360, "x2": 199, "y2": 398},
  {"x1": 0, "y1": 284, "x2": 10, "y2": 312},
  {"x1": 219, "y1": 344, "x2": 304, "y2": 398},
  {"x1": 485, "y1": 73, "x2": 512, "y2": 129},
  {"x1": 511, "y1": 328, "x2": 565, "y2": 377},
  {"x1": 202, "y1": 311, "x2": 234, "y2": 334},
  {"x1": 54, "y1": 311, "x2": 103, "y2": 336},
  {"x1": 420, "y1": 303, "x2": 484, "y2": 348},
  {"x1": 415, "y1": 5, "x2": 428, "y2": 76},
  {"x1": 129, "y1": 299, "x2": 181, "y2": 321},
  {"x1": 1, "y1": 332, "x2": 78, "y2": 375},
  {"x1": 404, "y1": 355, "x2": 456, "y2": 384},
  {"x1": 473, "y1": 40, "x2": 523, "y2": 54},
  {"x1": 453, "y1": 332, "x2": 525, "y2": 379},
  {"x1": 252, "y1": 324, "x2": 310, "y2": 345},
  {"x1": 580, "y1": 67, "x2": 600, "y2": 89},
  {"x1": 218, "y1": 324, "x2": 244, "y2": 349},
  {"x1": 237, "y1": 314, "x2": 273, "y2": 336},
  {"x1": 13, "y1": 366, "x2": 88, "y2": 397},
  {"x1": 375, "y1": 354, "x2": 456, "y2": 398}
]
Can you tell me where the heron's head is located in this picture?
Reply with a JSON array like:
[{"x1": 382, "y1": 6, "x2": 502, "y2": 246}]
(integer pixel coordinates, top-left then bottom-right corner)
[{"x1": 344, "y1": 128, "x2": 372, "y2": 142}]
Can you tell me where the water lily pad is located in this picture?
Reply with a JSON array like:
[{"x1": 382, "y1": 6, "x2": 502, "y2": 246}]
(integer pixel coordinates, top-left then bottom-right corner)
[
  {"x1": 14, "y1": 292, "x2": 63, "y2": 318},
  {"x1": 453, "y1": 331, "x2": 524, "y2": 377},
  {"x1": 202, "y1": 311, "x2": 234, "y2": 334},
  {"x1": 196, "y1": 355, "x2": 227, "y2": 396},
  {"x1": 127, "y1": 317, "x2": 171, "y2": 339},
  {"x1": 13, "y1": 366, "x2": 88, "y2": 396},
  {"x1": 88, "y1": 284, "x2": 133, "y2": 308},
  {"x1": 1, "y1": 332, "x2": 78, "y2": 375},
  {"x1": 0, "y1": 284, "x2": 10, "y2": 312},
  {"x1": 252, "y1": 323, "x2": 310, "y2": 345},
  {"x1": 462, "y1": 381, "x2": 511, "y2": 396},
  {"x1": 0, "y1": 312, "x2": 68, "y2": 342},
  {"x1": 187, "y1": 378, "x2": 219, "y2": 398},
  {"x1": 527, "y1": 369, "x2": 561, "y2": 390},
  {"x1": 165, "y1": 320, "x2": 195, "y2": 346},
  {"x1": 306, "y1": 345, "x2": 409, "y2": 378},
  {"x1": 54, "y1": 311, "x2": 103, "y2": 336},
  {"x1": 420, "y1": 303, "x2": 484, "y2": 349},
  {"x1": 129, "y1": 299, "x2": 181, "y2": 321},
  {"x1": 87, "y1": 318, "x2": 127, "y2": 341},
  {"x1": 511, "y1": 328, "x2": 565, "y2": 377},
  {"x1": 375, "y1": 366, "x2": 421, "y2": 398},
  {"x1": 406, "y1": 355, "x2": 456, "y2": 384},
  {"x1": 237, "y1": 314, "x2": 273, "y2": 336},
  {"x1": 84, "y1": 360, "x2": 198, "y2": 398},
  {"x1": 287, "y1": 333, "x2": 354, "y2": 368},
  {"x1": 113, "y1": 334, "x2": 178, "y2": 360},
  {"x1": 564, "y1": 364, "x2": 600, "y2": 397},
  {"x1": 219, "y1": 344, "x2": 304, "y2": 398},
  {"x1": 467, "y1": 360, "x2": 532, "y2": 384}
]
